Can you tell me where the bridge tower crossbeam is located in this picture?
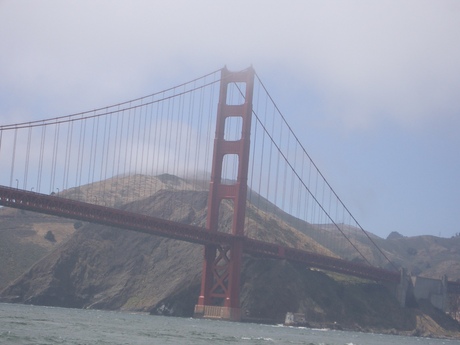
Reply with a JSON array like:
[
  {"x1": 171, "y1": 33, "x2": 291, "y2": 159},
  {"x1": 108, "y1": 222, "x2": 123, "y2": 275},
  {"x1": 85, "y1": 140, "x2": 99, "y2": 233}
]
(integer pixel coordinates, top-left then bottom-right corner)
[{"x1": 194, "y1": 67, "x2": 254, "y2": 321}]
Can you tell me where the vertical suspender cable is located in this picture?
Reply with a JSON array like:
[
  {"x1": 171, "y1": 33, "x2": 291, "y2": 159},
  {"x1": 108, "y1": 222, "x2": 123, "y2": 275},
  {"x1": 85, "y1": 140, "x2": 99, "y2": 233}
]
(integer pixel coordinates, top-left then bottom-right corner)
[
  {"x1": 247, "y1": 117, "x2": 258, "y2": 232},
  {"x1": 64, "y1": 119, "x2": 73, "y2": 191},
  {"x1": 139, "y1": 102, "x2": 148, "y2": 199},
  {"x1": 266, "y1": 106, "x2": 275, "y2": 214},
  {"x1": 75, "y1": 117, "x2": 83, "y2": 195},
  {"x1": 297, "y1": 147, "x2": 305, "y2": 219},
  {"x1": 281, "y1": 130, "x2": 289, "y2": 212},
  {"x1": 134, "y1": 103, "x2": 146, "y2": 199},
  {"x1": 128, "y1": 104, "x2": 136, "y2": 202},
  {"x1": 100, "y1": 111, "x2": 108, "y2": 197},
  {"x1": 51, "y1": 121, "x2": 60, "y2": 192},
  {"x1": 124, "y1": 104, "x2": 132, "y2": 196},
  {"x1": 168, "y1": 95, "x2": 175, "y2": 177},
  {"x1": 203, "y1": 75, "x2": 217, "y2": 186},
  {"x1": 257, "y1": 126, "x2": 265, "y2": 213},
  {"x1": 79, "y1": 118, "x2": 88, "y2": 195},
  {"x1": 145, "y1": 97, "x2": 154, "y2": 197},
  {"x1": 90, "y1": 113, "x2": 99, "y2": 188},
  {"x1": 169, "y1": 93, "x2": 178, "y2": 177},
  {"x1": 174, "y1": 92, "x2": 183, "y2": 179},
  {"x1": 273, "y1": 115, "x2": 282, "y2": 217},
  {"x1": 110, "y1": 109, "x2": 118, "y2": 203},
  {"x1": 156, "y1": 94, "x2": 164, "y2": 176},
  {"x1": 112, "y1": 108, "x2": 121, "y2": 206},
  {"x1": 116, "y1": 108, "x2": 125, "y2": 184},
  {"x1": 290, "y1": 139, "x2": 297, "y2": 216},
  {"x1": 9, "y1": 127, "x2": 18, "y2": 188},
  {"x1": 152, "y1": 94, "x2": 160, "y2": 193},
  {"x1": 194, "y1": 85, "x2": 204, "y2": 183},
  {"x1": 37, "y1": 125, "x2": 46, "y2": 192},
  {"x1": 248, "y1": 82, "x2": 260, "y2": 228},
  {"x1": 134, "y1": 103, "x2": 143, "y2": 204},
  {"x1": 184, "y1": 86, "x2": 194, "y2": 180},
  {"x1": 161, "y1": 97, "x2": 169, "y2": 175},
  {"x1": 24, "y1": 126, "x2": 32, "y2": 190}
]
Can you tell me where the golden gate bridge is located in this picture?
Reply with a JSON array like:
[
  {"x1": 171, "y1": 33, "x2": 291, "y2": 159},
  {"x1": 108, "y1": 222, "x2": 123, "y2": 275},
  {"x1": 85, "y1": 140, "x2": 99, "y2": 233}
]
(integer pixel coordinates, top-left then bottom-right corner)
[{"x1": 0, "y1": 67, "x2": 458, "y2": 320}]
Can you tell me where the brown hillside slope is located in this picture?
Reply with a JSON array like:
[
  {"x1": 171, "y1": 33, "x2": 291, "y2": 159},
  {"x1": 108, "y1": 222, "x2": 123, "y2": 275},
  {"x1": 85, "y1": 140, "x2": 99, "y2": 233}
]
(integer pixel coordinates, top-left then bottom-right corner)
[
  {"x1": 1, "y1": 175, "x2": 460, "y2": 338},
  {"x1": 0, "y1": 174, "x2": 207, "y2": 290},
  {"x1": 1, "y1": 185, "x2": 326, "y2": 311},
  {"x1": 0, "y1": 207, "x2": 75, "y2": 290}
]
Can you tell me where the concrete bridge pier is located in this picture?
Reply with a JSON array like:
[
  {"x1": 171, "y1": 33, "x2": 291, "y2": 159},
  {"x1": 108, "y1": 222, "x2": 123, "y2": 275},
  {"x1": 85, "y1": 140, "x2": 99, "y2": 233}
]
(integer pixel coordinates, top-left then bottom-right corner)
[
  {"x1": 391, "y1": 268, "x2": 449, "y2": 313},
  {"x1": 395, "y1": 268, "x2": 412, "y2": 307},
  {"x1": 411, "y1": 274, "x2": 449, "y2": 312}
]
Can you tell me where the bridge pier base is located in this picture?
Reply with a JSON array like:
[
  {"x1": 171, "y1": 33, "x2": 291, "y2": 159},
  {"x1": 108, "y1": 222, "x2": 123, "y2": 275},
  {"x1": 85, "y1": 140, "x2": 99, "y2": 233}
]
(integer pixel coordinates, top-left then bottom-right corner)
[{"x1": 194, "y1": 305, "x2": 241, "y2": 321}]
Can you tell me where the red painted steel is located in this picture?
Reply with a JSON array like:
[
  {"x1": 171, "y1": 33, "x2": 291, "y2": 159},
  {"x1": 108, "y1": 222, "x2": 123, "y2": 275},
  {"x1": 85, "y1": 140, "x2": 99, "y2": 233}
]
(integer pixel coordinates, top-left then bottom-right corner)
[
  {"x1": 196, "y1": 67, "x2": 255, "y2": 320},
  {"x1": 0, "y1": 186, "x2": 240, "y2": 246},
  {"x1": 0, "y1": 184, "x2": 402, "y2": 284}
]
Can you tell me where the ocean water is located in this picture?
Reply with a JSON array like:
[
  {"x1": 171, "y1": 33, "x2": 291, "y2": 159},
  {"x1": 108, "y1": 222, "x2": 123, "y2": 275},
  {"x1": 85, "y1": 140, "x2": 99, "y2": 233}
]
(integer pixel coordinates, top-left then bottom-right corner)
[{"x1": 0, "y1": 303, "x2": 456, "y2": 345}]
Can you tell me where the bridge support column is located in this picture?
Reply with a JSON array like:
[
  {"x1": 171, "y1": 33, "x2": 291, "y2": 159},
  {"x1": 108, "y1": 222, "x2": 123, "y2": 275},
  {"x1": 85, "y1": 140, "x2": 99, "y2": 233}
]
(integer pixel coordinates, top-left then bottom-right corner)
[
  {"x1": 194, "y1": 67, "x2": 254, "y2": 321},
  {"x1": 395, "y1": 267, "x2": 416, "y2": 308}
]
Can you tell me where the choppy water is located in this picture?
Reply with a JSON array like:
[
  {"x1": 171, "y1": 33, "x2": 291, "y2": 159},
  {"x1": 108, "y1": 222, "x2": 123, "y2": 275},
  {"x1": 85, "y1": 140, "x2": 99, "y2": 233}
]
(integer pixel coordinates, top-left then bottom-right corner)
[{"x1": 0, "y1": 303, "x2": 456, "y2": 345}]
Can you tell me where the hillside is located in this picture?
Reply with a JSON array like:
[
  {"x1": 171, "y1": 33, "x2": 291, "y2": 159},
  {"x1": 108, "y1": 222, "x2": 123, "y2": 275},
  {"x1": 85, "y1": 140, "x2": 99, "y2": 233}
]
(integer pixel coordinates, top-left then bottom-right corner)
[
  {"x1": 1, "y1": 174, "x2": 460, "y2": 338},
  {"x1": 0, "y1": 174, "x2": 205, "y2": 290},
  {"x1": 0, "y1": 207, "x2": 75, "y2": 290},
  {"x1": 383, "y1": 234, "x2": 460, "y2": 280},
  {"x1": 0, "y1": 177, "x2": 330, "y2": 310}
]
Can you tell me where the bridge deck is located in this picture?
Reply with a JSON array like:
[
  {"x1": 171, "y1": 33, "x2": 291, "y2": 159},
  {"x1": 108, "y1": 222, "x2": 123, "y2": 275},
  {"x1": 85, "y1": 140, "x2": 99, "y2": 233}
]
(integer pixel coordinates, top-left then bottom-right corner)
[{"x1": 0, "y1": 185, "x2": 400, "y2": 283}]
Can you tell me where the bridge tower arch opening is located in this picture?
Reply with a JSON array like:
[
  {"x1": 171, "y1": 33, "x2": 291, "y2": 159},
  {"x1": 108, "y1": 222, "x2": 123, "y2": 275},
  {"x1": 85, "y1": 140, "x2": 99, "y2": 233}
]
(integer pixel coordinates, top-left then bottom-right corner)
[{"x1": 194, "y1": 67, "x2": 254, "y2": 321}]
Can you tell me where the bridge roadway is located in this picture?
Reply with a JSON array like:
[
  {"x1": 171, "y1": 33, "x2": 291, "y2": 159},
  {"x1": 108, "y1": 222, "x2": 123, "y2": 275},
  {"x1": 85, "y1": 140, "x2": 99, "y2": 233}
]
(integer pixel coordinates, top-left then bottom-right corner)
[{"x1": 0, "y1": 185, "x2": 401, "y2": 283}]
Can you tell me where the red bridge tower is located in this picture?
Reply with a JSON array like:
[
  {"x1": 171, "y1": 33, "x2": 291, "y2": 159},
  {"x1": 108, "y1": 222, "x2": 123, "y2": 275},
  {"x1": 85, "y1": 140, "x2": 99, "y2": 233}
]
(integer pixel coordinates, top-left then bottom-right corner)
[{"x1": 194, "y1": 67, "x2": 254, "y2": 321}]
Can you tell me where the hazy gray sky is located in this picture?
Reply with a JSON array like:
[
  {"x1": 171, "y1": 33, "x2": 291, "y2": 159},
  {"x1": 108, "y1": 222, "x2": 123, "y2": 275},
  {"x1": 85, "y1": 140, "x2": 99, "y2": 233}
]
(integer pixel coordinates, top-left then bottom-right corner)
[{"x1": 1, "y1": 1, "x2": 459, "y2": 238}]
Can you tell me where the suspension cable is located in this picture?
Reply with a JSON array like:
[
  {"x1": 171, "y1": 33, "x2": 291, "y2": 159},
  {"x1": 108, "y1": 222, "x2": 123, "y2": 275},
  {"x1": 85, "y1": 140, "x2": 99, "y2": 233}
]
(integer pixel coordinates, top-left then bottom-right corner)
[
  {"x1": 0, "y1": 69, "x2": 222, "y2": 130},
  {"x1": 254, "y1": 72, "x2": 398, "y2": 271}
]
